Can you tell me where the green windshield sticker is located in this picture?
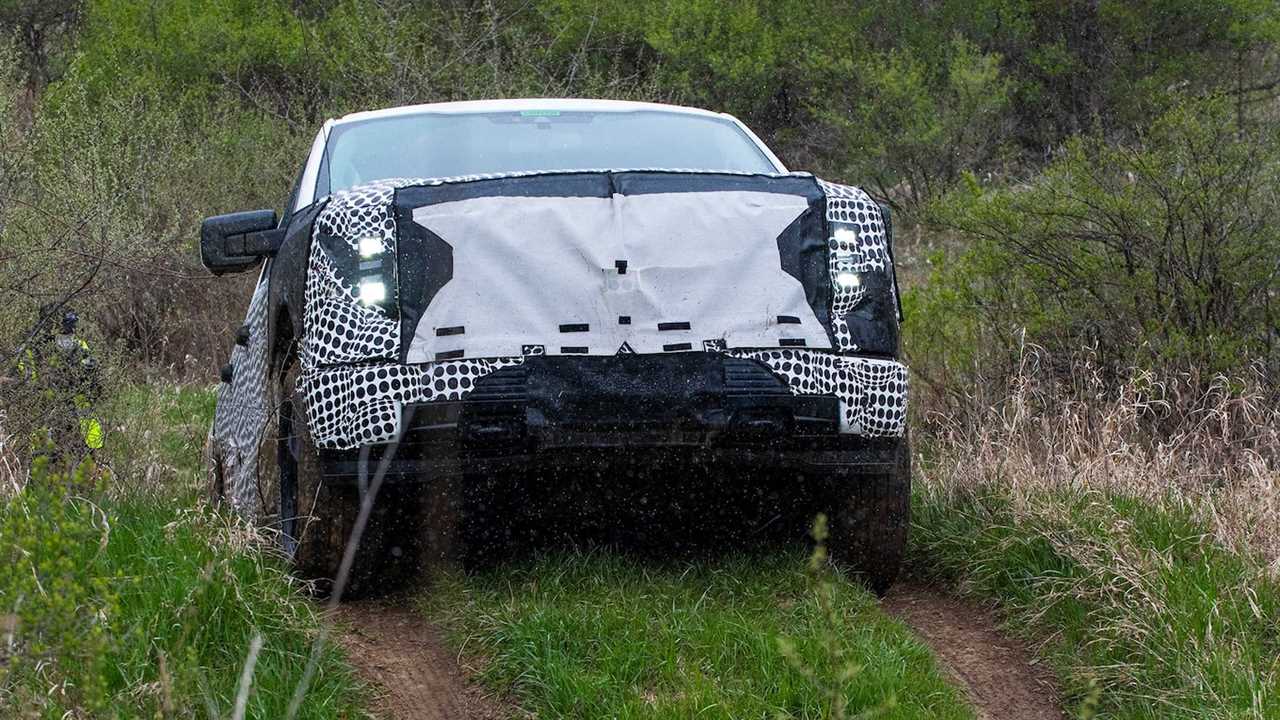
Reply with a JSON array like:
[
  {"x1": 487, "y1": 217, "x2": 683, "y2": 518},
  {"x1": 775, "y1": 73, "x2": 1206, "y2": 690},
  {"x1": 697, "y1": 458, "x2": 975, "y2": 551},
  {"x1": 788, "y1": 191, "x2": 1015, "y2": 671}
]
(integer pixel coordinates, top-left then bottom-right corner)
[{"x1": 519, "y1": 109, "x2": 562, "y2": 117}]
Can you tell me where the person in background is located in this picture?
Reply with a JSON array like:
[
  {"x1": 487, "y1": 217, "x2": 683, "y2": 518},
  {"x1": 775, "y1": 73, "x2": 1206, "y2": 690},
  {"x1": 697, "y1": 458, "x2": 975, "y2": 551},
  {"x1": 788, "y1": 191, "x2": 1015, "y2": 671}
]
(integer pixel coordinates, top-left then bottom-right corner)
[{"x1": 17, "y1": 308, "x2": 103, "y2": 468}]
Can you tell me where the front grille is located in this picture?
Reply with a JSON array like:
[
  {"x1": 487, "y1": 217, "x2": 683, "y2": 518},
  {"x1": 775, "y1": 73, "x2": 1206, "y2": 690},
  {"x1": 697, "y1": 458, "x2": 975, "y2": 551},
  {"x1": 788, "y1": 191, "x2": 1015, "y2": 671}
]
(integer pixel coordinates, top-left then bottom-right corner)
[
  {"x1": 723, "y1": 357, "x2": 790, "y2": 396},
  {"x1": 468, "y1": 365, "x2": 529, "y2": 402}
]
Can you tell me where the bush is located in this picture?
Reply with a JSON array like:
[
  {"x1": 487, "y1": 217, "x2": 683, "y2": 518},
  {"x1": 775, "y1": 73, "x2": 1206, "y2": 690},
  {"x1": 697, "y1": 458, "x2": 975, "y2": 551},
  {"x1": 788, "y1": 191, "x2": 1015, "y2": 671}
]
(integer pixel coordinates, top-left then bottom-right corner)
[
  {"x1": 813, "y1": 37, "x2": 1013, "y2": 209},
  {"x1": 912, "y1": 98, "x2": 1280, "y2": 393},
  {"x1": 0, "y1": 458, "x2": 367, "y2": 718}
]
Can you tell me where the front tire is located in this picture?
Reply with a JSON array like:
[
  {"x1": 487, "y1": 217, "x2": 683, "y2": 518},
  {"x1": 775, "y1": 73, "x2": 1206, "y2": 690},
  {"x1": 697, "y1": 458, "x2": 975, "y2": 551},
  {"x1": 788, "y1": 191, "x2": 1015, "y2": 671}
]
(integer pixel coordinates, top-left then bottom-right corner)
[
  {"x1": 827, "y1": 437, "x2": 911, "y2": 596},
  {"x1": 279, "y1": 386, "x2": 420, "y2": 598}
]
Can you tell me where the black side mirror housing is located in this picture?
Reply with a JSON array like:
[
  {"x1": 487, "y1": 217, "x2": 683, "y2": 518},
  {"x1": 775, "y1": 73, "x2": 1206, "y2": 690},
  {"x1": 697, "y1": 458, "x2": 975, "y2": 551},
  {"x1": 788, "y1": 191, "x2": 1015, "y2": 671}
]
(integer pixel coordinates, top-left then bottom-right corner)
[{"x1": 201, "y1": 210, "x2": 285, "y2": 275}]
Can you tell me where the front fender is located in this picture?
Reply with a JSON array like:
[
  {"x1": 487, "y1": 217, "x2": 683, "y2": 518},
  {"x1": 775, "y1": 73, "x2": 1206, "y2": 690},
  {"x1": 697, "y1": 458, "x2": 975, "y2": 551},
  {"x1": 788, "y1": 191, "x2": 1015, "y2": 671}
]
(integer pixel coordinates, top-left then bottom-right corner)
[{"x1": 266, "y1": 200, "x2": 326, "y2": 376}]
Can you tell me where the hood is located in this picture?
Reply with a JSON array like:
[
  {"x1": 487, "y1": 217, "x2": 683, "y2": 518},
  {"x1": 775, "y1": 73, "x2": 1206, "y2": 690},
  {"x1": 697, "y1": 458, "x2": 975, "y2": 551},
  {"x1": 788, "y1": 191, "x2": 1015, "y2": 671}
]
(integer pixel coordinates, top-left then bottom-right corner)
[
  {"x1": 391, "y1": 171, "x2": 832, "y2": 363},
  {"x1": 301, "y1": 170, "x2": 897, "y2": 370}
]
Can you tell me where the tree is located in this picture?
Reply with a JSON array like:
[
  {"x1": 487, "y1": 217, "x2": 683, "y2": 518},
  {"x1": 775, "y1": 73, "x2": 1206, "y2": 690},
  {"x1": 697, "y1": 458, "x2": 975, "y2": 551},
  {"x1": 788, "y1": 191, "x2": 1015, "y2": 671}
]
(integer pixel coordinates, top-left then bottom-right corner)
[{"x1": 0, "y1": 0, "x2": 82, "y2": 127}]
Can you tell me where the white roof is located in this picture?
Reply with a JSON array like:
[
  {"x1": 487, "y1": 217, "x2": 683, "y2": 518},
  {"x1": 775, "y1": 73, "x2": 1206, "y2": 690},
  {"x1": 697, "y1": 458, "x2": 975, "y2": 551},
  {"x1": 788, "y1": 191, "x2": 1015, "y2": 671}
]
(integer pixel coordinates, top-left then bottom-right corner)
[
  {"x1": 334, "y1": 98, "x2": 730, "y2": 125},
  {"x1": 295, "y1": 98, "x2": 787, "y2": 210}
]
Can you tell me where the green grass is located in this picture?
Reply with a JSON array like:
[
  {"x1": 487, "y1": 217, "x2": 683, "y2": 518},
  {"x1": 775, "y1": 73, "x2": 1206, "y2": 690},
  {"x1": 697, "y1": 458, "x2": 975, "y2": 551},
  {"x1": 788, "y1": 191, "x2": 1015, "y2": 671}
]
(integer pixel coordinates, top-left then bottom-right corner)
[
  {"x1": 1, "y1": 385, "x2": 369, "y2": 719},
  {"x1": 911, "y1": 485, "x2": 1280, "y2": 719},
  {"x1": 426, "y1": 551, "x2": 974, "y2": 720},
  {"x1": 106, "y1": 382, "x2": 220, "y2": 494},
  {"x1": 42, "y1": 379, "x2": 1277, "y2": 720}
]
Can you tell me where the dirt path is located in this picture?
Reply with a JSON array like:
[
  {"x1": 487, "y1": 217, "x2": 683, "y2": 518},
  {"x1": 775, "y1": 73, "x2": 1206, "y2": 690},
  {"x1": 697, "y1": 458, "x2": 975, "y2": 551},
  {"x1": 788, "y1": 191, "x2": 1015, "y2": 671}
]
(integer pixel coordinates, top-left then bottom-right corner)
[
  {"x1": 882, "y1": 583, "x2": 1065, "y2": 720},
  {"x1": 329, "y1": 600, "x2": 510, "y2": 720},
  {"x1": 331, "y1": 584, "x2": 1062, "y2": 720}
]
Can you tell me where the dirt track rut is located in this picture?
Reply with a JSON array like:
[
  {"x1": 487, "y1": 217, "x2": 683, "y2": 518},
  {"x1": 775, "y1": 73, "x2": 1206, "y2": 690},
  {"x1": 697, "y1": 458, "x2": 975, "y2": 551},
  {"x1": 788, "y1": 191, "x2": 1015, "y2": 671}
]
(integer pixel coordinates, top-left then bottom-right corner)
[
  {"x1": 333, "y1": 584, "x2": 1064, "y2": 720},
  {"x1": 329, "y1": 600, "x2": 509, "y2": 720},
  {"x1": 882, "y1": 583, "x2": 1065, "y2": 720}
]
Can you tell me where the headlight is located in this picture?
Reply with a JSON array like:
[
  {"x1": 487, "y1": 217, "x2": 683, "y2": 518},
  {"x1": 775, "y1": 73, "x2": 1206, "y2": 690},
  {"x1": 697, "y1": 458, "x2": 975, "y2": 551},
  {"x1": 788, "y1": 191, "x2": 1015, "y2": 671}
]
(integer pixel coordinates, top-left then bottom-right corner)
[
  {"x1": 315, "y1": 231, "x2": 399, "y2": 318},
  {"x1": 358, "y1": 236, "x2": 383, "y2": 258},
  {"x1": 829, "y1": 231, "x2": 872, "y2": 313},
  {"x1": 828, "y1": 218, "x2": 898, "y2": 355},
  {"x1": 832, "y1": 227, "x2": 859, "y2": 246},
  {"x1": 835, "y1": 268, "x2": 862, "y2": 291},
  {"x1": 359, "y1": 279, "x2": 387, "y2": 305}
]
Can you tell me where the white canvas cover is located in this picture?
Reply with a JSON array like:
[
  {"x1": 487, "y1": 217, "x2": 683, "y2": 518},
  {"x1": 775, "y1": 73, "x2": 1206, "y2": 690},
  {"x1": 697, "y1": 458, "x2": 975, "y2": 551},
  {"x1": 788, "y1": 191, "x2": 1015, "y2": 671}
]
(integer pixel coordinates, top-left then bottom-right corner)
[{"x1": 404, "y1": 190, "x2": 831, "y2": 362}]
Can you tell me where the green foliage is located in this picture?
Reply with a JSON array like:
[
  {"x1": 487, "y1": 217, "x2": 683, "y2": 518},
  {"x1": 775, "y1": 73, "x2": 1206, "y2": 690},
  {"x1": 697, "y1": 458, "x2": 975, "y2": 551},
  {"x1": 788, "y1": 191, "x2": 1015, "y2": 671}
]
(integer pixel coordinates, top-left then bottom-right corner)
[
  {"x1": 535, "y1": 0, "x2": 848, "y2": 122},
  {"x1": 427, "y1": 551, "x2": 973, "y2": 719},
  {"x1": 913, "y1": 0, "x2": 1280, "y2": 142},
  {"x1": 0, "y1": 459, "x2": 115, "y2": 715},
  {"x1": 773, "y1": 514, "x2": 894, "y2": 720},
  {"x1": 3, "y1": 0, "x2": 1277, "y2": 378},
  {"x1": 819, "y1": 37, "x2": 1012, "y2": 205},
  {"x1": 76, "y1": 0, "x2": 313, "y2": 104},
  {"x1": 0, "y1": 457, "x2": 366, "y2": 718},
  {"x1": 914, "y1": 97, "x2": 1280, "y2": 384},
  {"x1": 912, "y1": 484, "x2": 1280, "y2": 719},
  {"x1": 104, "y1": 383, "x2": 217, "y2": 497}
]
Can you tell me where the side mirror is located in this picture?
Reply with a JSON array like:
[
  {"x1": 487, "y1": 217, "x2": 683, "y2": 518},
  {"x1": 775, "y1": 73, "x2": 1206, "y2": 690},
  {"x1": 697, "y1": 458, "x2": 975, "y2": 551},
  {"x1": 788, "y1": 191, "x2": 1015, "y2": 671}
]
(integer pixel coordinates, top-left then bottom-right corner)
[{"x1": 201, "y1": 210, "x2": 285, "y2": 275}]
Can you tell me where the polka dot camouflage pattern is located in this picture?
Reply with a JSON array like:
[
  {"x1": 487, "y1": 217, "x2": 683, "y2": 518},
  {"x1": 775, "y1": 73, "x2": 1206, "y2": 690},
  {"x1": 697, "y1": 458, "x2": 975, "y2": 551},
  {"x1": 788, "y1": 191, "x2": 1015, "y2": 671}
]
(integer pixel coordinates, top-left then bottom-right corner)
[
  {"x1": 314, "y1": 177, "x2": 427, "y2": 251},
  {"x1": 302, "y1": 248, "x2": 399, "y2": 365},
  {"x1": 299, "y1": 169, "x2": 812, "y2": 447},
  {"x1": 295, "y1": 172, "x2": 906, "y2": 449},
  {"x1": 729, "y1": 348, "x2": 907, "y2": 437},
  {"x1": 817, "y1": 179, "x2": 892, "y2": 353},
  {"x1": 303, "y1": 358, "x2": 524, "y2": 449},
  {"x1": 303, "y1": 179, "x2": 428, "y2": 366},
  {"x1": 208, "y1": 271, "x2": 272, "y2": 518},
  {"x1": 300, "y1": 170, "x2": 795, "y2": 367}
]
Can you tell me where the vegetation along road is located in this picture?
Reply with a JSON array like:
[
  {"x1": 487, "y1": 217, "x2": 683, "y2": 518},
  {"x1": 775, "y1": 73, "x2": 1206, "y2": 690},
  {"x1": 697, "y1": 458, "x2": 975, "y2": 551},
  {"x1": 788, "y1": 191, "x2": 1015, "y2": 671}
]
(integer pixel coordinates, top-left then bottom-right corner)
[
  {"x1": 3, "y1": 1, "x2": 1278, "y2": 719},
  {"x1": 333, "y1": 579, "x2": 1065, "y2": 720}
]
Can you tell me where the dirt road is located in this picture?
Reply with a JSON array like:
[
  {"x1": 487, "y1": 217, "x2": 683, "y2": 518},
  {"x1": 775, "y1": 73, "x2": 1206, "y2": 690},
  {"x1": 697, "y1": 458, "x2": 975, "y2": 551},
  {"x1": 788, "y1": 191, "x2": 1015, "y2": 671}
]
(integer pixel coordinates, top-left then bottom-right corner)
[
  {"x1": 329, "y1": 600, "x2": 509, "y2": 720},
  {"x1": 882, "y1": 583, "x2": 1065, "y2": 720},
  {"x1": 333, "y1": 584, "x2": 1063, "y2": 720}
]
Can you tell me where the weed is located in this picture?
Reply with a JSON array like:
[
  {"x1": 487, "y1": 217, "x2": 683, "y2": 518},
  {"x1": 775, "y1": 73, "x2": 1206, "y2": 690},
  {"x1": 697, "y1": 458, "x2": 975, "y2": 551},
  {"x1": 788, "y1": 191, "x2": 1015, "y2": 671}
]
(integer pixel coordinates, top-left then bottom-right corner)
[
  {"x1": 912, "y1": 352, "x2": 1280, "y2": 719},
  {"x1": 0, "y1": 387, "x2": 367, "y2": 719},
  {"x1": 427, "y1": 551, "x2": 971, "y2": 720}
]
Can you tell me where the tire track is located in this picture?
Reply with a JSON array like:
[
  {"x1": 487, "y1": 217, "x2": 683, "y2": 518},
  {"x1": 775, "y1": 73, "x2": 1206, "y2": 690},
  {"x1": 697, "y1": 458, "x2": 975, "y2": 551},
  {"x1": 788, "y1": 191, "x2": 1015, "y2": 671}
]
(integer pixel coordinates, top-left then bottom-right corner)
[
  {"x1": 329, "y1": 600, "x2": 510, "y2": 720},
  {"x1": 882, "y1": 583, "x2": 1066, "y2": 720}
]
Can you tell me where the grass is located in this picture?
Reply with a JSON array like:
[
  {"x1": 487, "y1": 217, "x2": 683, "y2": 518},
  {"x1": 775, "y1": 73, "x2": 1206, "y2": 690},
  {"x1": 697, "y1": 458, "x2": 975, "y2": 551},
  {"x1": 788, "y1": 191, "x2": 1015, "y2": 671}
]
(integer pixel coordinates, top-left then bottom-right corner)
[
  {"x1": 426, "y1": 551, "x2": 974, "y2": 720},
  {"x1": 0, "y1": 384, "x2": 369, "y2": 719},
  {"x1": 13, "y1": 365, "x2": 1276, "y2": 719},
  {"x1": 106, "y1": 382, "x2": 222, "y2": 497},
  {"x1": 909, "y1": 359, "x2": 1280, "y2": 719},
  {"x1": 913, "y1": 486, "x2": 1280, "y2": 719}
]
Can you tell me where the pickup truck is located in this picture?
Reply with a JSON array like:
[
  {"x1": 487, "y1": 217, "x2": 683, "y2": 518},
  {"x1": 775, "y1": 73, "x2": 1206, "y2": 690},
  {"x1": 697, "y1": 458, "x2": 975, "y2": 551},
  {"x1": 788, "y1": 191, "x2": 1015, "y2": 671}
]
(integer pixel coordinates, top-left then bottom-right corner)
[{"x1": 202, "y1": 98, "x2": 909, "y2": 595}]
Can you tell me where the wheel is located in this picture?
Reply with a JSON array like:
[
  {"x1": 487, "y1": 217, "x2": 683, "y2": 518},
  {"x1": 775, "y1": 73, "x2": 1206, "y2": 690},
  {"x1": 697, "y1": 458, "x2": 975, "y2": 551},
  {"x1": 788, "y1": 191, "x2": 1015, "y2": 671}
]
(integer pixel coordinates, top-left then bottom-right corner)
[
  {"x1": 277, "y1": 377, "x2": 422, "y2": 598},
  {"x1": 827, "y1": 436, "x2": 911, "y2": 596},
  {"x1": 204, "y1": 427, "x2": 227, "y2": 508}
]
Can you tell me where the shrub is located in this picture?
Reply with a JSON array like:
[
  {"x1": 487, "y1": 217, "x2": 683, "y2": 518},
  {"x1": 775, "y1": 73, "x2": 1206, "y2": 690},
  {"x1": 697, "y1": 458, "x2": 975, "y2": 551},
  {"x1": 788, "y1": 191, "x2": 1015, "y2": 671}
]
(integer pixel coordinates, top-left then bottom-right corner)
[
  {"x1": 814, "y1": 37, "x2": 1013, "y2": 209},
  {"x1": 0, "y1": 456, "x2": 366, "y2": 718},
  {"x1": 913, "y1": 98, "x2": 1280, "y2": 393}
]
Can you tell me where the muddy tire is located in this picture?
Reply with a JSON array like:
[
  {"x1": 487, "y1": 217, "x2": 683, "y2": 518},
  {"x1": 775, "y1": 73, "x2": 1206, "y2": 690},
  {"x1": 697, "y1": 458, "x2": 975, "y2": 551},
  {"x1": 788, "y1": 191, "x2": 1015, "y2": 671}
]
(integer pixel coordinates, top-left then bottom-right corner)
[
  {"x1": 280, "y1": 388, "x2": 421, "y2": 599},
  {"x1": 827, "y1": 437, "x2": 911, "y2": 596},
  {"x1": 204, "y1": 427, "x2": 226, "y2": 507}
]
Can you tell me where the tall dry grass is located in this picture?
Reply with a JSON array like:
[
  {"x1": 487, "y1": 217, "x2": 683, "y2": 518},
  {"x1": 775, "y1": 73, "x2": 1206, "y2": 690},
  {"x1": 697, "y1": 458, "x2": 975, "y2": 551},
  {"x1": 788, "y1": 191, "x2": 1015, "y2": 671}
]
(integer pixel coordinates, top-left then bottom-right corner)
[
  {"x1": 912, "y1": 350, "x2": 1280, "y2": 718},
  {"x1": 0, "y1": 408, "x2": 22, "y2": 497},
  {"x1": 921, "y1": 350, "x2": 1280, "y2": 572}
]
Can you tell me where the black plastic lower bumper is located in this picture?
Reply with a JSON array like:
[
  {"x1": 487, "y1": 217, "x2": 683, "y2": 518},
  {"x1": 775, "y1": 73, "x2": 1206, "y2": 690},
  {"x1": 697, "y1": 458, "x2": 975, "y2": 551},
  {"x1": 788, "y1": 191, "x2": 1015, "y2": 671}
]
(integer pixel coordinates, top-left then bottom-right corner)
[{"x1": 319, "y1": 354, "x2": 900, "y2": 483}]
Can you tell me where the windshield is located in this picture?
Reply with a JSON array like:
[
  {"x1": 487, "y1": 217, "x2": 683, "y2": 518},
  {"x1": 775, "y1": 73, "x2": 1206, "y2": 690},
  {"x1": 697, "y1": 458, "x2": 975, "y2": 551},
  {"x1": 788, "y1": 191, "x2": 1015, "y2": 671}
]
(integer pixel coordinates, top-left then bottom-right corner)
[{"x1": 320, "y1": 110, "x2": 778, "y2": 195}]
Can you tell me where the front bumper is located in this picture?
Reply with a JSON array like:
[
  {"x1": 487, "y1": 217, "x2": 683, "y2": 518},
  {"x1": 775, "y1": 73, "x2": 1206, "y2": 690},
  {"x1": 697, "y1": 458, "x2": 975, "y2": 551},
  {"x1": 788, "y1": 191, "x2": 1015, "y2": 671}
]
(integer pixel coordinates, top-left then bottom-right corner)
[
  {"x1": 319, "y1": 400, "x2": 903, "y2": 483},
  {"x1": 312, "y1": 352, "x2": 905, "y2": 483},
  {"x1": 302, "y1": 350, "x2": 908, "y2": 453}
]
